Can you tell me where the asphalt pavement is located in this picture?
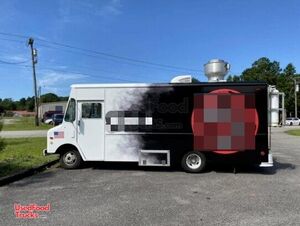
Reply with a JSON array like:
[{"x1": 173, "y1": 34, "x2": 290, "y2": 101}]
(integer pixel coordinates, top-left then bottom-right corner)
[
  {"x1": 0, "y1": 127, "x2": 299, "y2": 226},
  {"x1": 0, "y1": 130, "x2": 47, "y2": 138}
]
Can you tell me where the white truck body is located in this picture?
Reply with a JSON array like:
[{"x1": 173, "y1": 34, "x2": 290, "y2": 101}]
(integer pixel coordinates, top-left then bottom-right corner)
[{"x1": 44, "y1": 82, "x2": 273, "y2": 171}]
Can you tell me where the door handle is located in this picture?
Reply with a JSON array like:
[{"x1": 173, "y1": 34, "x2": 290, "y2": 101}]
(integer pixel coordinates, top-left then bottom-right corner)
[{"x1": 77, "y1": 120, "x2": 81, "y2": 126}]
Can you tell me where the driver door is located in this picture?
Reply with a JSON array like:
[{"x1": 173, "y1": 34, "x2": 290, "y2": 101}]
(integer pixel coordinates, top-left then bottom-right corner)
[{"x1": 77, "y1": 101, "x2": 104, "y2": 161}]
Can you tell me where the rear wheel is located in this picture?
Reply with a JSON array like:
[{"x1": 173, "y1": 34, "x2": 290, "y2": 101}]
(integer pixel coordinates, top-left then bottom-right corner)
[
  {"x1": 60, "y1": 149, "x2": 82, "y2": 169},
  {"x1": 181, "y1": 151, "x2": 206, "y2": 173},
  {"x1": 290, "y1": 122, "x2": 293, "y2": 126}
]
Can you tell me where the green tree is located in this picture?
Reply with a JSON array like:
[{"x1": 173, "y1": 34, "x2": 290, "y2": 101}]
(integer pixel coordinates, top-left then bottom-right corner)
[
  {"x1": 241, "y1": 57, "x2": 281, "y2": 85},
  {"x1": 40, "y1": 93, "x2": 59, "y2": 103},
  {"x1": 58, "y1": 96, "x2": 69, "y2": 101},
  {"x1": 0, "y1": 98, "x2": 16, "y2": 110},
  {"x1": 26, "y1": 97, "x2": 35, "y2": 111},
  {"x1": 277, "y1": 63, "x2": 296, "y2": 115},
  {"x1": 227, "y1": 75, "x2": 241, "y2": 82},
  {"x1": 0, "y1": 94, "x2": 68, "y2": 113},
  {"x1": 18, "y1": 98, "x2": 27, "y2": 110},
  {"x1": 284, "y1": 63, "x2": 296, "y2": 76},
  {"x1": 0, "y1": 114, "x2": 4, "y2": 151},
  {"x1": 0, "y1": 99, "x2": 3, "y2": 114},
  {"x1": 227, "y1": 58, "x2": 297, "y2": 115}
]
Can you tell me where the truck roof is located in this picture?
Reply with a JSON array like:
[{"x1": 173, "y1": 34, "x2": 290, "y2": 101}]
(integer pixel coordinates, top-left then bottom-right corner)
[
  {"x1": 71, "y1": 83, "x2": 158, "y2": 88},
  {"x1": 71, "y1": 82, "x2": 268, "y2": 89}
]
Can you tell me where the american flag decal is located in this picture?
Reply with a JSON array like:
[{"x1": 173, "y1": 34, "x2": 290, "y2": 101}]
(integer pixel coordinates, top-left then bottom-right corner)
[{"x1": 54, "y1": 131, "x2": 64, "y2": 139}]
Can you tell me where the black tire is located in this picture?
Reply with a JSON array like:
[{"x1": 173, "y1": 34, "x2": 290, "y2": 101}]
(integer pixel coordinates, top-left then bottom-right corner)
[
  {"x1": 60, "y1": 149, "x2": 83, "y2": 169},
  {"x1": 181, "y1": 151, "x2": 206, "y2": 173},
  {"x1": 290, "y1": 122, "x2": 293, "y2": 126}
]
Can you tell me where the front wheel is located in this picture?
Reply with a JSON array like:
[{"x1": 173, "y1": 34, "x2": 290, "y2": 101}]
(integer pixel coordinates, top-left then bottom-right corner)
[
  {"x1": 181, "y1": 151, "x2": 206, "y2": 173},
  {"x1": 60, "y1": 150, "x2": 83, "y2": 169}
]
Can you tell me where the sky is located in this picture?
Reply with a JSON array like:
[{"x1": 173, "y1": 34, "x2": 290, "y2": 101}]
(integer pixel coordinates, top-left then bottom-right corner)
[{"x1": 0, "y1": 0, "x2": 299, "y2": 100}]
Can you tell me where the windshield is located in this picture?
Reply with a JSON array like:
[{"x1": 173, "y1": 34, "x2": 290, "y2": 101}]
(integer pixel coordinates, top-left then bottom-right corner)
[{"x1": 64, "y1": 98, "x2": 76, "y2": 122}]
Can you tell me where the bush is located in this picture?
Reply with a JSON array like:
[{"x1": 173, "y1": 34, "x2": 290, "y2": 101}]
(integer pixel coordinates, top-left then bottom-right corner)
[{"x1": 4, "y1": 111, "x2": 14, "y2": 117}]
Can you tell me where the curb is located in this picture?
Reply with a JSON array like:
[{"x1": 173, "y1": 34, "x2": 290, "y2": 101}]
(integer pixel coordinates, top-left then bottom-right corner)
[{"x1": 0, "y1": 159, "x2": 59, "y2": 186}]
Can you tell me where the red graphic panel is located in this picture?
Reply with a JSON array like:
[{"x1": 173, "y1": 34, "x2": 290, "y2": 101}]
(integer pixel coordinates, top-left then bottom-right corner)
[{"x1": 191, "y1": 89, "x2": 258, "y2": 154}]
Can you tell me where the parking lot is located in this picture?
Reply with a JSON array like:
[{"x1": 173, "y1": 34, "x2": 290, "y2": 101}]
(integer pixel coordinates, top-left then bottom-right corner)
[{"x1": 0, "y1": 127, "x2": 299, "y2": 226}]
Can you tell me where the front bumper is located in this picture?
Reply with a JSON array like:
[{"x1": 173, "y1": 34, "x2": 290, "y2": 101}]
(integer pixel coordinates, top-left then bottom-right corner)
[
  {"x1": 43, "y1": 149, "x2": 49, "y2": 156},
  {"x1": 259, "y1": 153, "x2": 273, "y2": 167}
]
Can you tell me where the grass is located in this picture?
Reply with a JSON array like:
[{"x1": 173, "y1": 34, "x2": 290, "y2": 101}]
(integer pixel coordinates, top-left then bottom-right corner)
[
  {"x1": 1, "y1": 117, "x2": 52, "y2": 131},
  {"x1": 285, "y1": 129, "x2": 300, "y2": 136},
  {"x1": 0, "y1": 137, "x2": 58, "y2": 178}
]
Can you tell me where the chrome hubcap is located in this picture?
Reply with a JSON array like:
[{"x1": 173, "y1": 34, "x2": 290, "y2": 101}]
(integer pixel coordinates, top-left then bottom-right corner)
[
  {"x1": 64, "y1": 152, "x2": 77, "y2": 165},
  {"x1": 186, "y1": 154, "x2": 201, "y2": 169}
]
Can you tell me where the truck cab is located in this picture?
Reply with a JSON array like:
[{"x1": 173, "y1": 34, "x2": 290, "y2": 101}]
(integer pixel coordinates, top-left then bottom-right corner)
[{"x1": 43, "y1": 89, "x2": 105, "y2": 168}]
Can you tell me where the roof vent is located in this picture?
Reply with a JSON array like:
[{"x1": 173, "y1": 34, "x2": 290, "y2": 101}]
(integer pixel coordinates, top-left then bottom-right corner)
[
  {"x1": 204, "y1": 59, "x2": 230, "y2": 82},
  {"x1": 170, "y1": 75, "x2": 193, "y2": 83}
]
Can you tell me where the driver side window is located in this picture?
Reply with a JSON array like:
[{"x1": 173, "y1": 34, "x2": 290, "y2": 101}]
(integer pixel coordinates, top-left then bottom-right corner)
[{"x1": 64, "y1": 98, "x2": 76, "y2": 122}]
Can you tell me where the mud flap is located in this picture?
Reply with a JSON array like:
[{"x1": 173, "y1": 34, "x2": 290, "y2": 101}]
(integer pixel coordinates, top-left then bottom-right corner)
[{"x1": 259, "y1": 153, "x2": 273, "y2": 167}]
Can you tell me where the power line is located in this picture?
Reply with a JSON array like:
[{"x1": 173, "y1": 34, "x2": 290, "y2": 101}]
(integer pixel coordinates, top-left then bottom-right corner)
[
  {"x1": 0, "y1": 61, "x2": 137, "y2": 82},
  {"x1": 0, "y1": 32, "x2": 204, "y2": 80},
  {"x1": 36, "y1": 38, "x2": 202, "y2": 72},
  {"x1": 38, "y1": 56, "x2": 179, "y2": 81},
  {"x1": 38, "y1": 67, "x2": 138, "y2": 83},
  {"x1": 0, "y1": 59, "x2": 30, "y2": 65},
  {"x1": 0, "y1": 31, "x2": 203, "y2": 73},
  {"x1": 0, "y1": 31, "x2": 28, "y2": 39},
  {"x1": 38, "y1": 43, "x2": 196, "y2": 75},
  {"x1": 0, "y1": 37, "x2": 26, "y2": 44},
  {"x1": 0, "y1": 62, "x2": 31, "y2": 67},
  {"x1": 0, "y1": 33, "x2": 203, "y2": 75},
  {"x1": 0, "y1": 31, "x2": 206, "y2": 83},
  {"x1": 0, "y1": 37, "x2": 173, "y2": 81},
  {"x1": 0, "y1": 59, "x2": 203, "y2": 84},
  {"x1": 0, "y1": 63, "x2": 31, "y2": 69},
  {"x1": 0, "y1": 60, "x2": 208, "y2": 85},
  {"x1": 39, "y1": 63, "x2": 156, "y2": 81}
]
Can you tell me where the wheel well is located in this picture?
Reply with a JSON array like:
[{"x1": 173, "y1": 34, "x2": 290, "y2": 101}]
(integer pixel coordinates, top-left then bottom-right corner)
[{"x1": 56, "y1": 144, "x2": 79, "y2": 155}]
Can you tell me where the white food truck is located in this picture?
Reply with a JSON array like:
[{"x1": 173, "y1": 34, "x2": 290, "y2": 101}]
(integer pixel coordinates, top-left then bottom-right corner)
[{"x1": 43, "y1": 77, "x2": 272, "y2": 173}]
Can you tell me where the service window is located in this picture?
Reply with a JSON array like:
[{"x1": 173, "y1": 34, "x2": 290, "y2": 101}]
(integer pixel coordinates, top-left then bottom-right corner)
[{"x1": 82, "y1": 103, "x2": 102, "y2": 119}]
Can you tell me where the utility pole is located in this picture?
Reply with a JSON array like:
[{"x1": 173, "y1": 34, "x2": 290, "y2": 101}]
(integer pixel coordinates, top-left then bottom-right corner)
[
  {"x1": 28, "y1": 38, "x2": 39, "y2": 126},
  {"x1": 38, "y1": 86, "x2": 41, "y2": 99},
  {"x1": 294, "y1": 78, "x2": 299, "y2": 118},
  {"x1": 38, "y1": 86, "x2": 41, "y2": 119}
]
